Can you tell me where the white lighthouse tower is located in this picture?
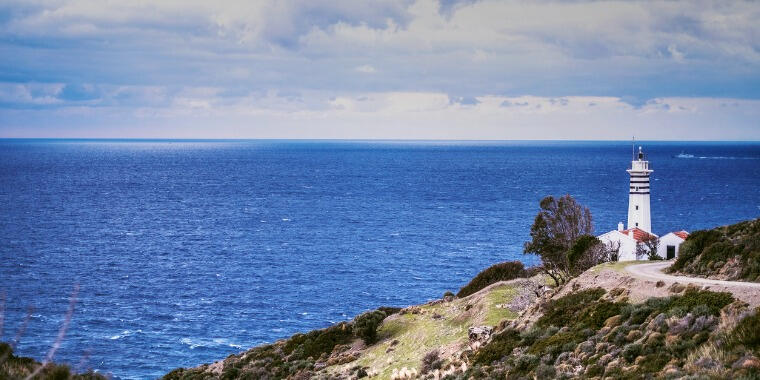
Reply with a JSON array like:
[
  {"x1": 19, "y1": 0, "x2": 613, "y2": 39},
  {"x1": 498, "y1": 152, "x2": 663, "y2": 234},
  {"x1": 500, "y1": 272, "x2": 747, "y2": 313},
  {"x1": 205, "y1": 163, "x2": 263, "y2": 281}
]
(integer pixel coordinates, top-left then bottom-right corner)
[{"x1": 626, "y1": 146, "x2": 652, "y2": 233}]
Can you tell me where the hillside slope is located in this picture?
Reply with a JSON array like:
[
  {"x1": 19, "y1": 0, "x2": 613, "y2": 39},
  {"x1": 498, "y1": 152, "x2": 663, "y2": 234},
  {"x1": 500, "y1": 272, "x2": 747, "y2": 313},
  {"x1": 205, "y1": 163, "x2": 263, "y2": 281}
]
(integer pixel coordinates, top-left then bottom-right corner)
[
  {"x1": 164, "y1": 258, "x2": 760, "y2": 379},
  {"x1": 668, "y1": 218, "x2": 760, "y2": 282},
  {"x1": 164, "y1": 278, "x2": 539, "y2": 379}
]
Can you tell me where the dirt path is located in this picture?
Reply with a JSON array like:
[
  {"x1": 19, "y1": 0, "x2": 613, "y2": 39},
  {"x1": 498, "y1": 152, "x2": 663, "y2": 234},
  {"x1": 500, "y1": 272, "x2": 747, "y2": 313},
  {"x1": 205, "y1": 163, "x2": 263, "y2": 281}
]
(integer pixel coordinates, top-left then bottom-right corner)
[{"x1": 625, "y1": 261, "x2": 760, "y2": 289}]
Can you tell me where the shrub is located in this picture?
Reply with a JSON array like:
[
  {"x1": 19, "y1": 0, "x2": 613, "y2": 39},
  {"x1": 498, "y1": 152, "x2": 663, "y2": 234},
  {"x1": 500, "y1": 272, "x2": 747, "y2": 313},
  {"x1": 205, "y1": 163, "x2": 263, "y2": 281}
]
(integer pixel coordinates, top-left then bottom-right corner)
[
  {"x1": 576, "y1": 300, "x2": 625, "y2": 329},
  {"x1": 457, "y1": 261, "x2": 529, "y2": 297},
  {"x1": 377, "y1": 306, "x2": 402, "y2": 316},
  {"x1": 667, "y1": 289, "x2": 734, "y2": 316},
  {"x1": 472, "y1": 328, "x2": 521, "y2": 365},
  {"x1": 353, "y1": 310, "x2": 386, "y2": 345},
  {"x1": 638, "y1": 353, "x2": 670, "y2": 373},
  {"x1": 420, "y1": 349, "x2": 444, "y2": 374},
  {"x1": 536, "y1": 288, "x2": 606, "y2": 328},
  {"x1": 622, "y1": 343, "x2": 643, "y2": 363},
  {"x1": 670, "y1": 219, "x2": 760, "y2": 282},
  {"x1": 528, "y1": 331, "x2": 580, "y2": 356},
  {"x1": 513, "y1": 353, "x2": 539, "y2": 372},
  {"x1": 567, "y1": 235, "x2": 606, "y2": 275},
  {"x1": 729, "y1": 308, "x2": 760, "y2": 350},
  {"x1": 284, "y1": 321, "x2": 354, "y2": 359}
]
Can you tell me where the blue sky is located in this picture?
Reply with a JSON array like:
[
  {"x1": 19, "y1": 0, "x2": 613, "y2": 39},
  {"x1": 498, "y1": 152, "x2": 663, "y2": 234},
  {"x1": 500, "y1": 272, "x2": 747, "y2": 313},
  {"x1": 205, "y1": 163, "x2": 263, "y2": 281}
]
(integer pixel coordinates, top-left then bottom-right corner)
[{"x1": 0, "y1": 0, "x2": 759, "y2": 139}]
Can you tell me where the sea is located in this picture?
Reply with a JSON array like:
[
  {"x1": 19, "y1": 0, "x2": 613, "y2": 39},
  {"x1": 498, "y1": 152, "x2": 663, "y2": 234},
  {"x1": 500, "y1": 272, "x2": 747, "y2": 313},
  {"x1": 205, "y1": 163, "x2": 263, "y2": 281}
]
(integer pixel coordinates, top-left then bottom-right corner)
[{"x1": 0, "y1": 139, "x2": 758, "y2": 379}]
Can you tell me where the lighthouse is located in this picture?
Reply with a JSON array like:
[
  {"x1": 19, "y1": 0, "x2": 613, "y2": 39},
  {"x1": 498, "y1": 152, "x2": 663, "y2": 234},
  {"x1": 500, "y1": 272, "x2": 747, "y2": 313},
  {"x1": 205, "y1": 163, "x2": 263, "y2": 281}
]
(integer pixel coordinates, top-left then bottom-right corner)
[{"x1": 626, "y1": 146, "x2": 652, "y2": 233}]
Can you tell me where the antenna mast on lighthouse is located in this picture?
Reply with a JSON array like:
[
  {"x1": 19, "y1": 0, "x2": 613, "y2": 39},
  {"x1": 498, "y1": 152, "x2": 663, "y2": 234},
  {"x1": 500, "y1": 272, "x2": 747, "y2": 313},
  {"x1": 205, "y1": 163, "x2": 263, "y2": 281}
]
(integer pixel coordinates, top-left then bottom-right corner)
[{"x1": 632, "y1": 137, "x2": 635, "y2": 161}]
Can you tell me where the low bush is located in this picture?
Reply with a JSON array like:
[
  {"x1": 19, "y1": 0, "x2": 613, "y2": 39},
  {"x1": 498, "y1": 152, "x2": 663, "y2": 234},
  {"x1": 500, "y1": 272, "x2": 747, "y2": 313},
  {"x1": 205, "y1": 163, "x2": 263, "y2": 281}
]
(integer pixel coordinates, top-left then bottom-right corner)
[
  {"x1": 457, "y1": 261, "x2": 530, "y2": 297},
  {"x1": 576, "y1": 300, "x2": 624, "y2": 329},
  {"x1": 622, "y1": 342, "x2": 642, "y2": 363},
  {"x1": 528, "y1": 331, "x2": 580, "y2": 356},
  {"x1": 638, "y1": 353, "x2": 669, "y2": 373},
  {"x1": 729, "y1": 308, "x2": 760, "y2": 350},
  {"x1": 420, "y1": 349, "x2": 444, "y2": 374},
  {"x1": 666, "y1": 289, "x2": 734, "y2": 316},
  {"x1": 472, "y1": 328, "x2": 521, "y2": 365},
  {"x1": 536, "y1": 287, "x2": 606, "y2": 328},
  {"x1": 670, "y1": 219, "x2": 760, "y2": 282},
  {"x1": 353, "y1": 310, "x2": 386, "y2": 345},
  {"x1": 284, "y1": 321, "x2": 355, "y2": 360}
]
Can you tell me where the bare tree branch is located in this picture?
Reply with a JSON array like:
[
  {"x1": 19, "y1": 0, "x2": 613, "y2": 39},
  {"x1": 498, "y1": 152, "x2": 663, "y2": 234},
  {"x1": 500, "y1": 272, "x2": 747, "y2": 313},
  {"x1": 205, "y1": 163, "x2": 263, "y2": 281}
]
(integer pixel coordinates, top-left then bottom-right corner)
[{"x1": 24, "y1": 283, "x2": 79, "y2": 380}]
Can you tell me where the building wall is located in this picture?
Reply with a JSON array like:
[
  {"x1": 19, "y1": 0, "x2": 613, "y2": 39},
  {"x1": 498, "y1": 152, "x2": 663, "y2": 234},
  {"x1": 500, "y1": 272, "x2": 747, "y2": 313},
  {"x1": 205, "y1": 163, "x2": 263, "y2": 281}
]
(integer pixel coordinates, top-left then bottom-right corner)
[
  {"x1": 658, "y1": 233, "x2": 685, "y2": 260},
  {"x1": 598, "y1": 231, "x2": 643, "y2": 262}
]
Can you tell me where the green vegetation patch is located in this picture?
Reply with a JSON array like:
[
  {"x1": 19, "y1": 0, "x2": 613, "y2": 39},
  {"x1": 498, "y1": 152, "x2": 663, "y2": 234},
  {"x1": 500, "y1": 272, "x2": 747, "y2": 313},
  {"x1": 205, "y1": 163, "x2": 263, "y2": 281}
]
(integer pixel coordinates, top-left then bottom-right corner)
[
  {"x1": 457, "y1": 261, "x2": 531, "y2": 298},
  {"x1": 536, "y1": 287, "x2": 606, "y2": 328},
  {"x1": 670, "y1": 218, "x2": 760, "y2": 282}
]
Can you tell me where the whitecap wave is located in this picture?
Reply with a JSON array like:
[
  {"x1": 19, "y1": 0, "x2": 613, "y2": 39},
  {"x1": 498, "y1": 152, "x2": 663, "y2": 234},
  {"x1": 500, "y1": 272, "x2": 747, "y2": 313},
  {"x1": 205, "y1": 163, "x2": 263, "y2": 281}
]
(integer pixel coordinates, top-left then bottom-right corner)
[
  {"x1": 109, "y1": 329, "x2": 142, "y2": 340},
  {"x1": 180, "y1": 337, "x2": 243, "y2": 349}
]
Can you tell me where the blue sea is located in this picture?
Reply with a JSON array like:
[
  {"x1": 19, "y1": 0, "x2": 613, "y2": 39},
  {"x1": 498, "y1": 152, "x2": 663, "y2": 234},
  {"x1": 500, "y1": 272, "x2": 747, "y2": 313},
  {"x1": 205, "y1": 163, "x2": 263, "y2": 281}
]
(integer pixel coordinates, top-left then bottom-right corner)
[{"x1": 1, "y1": 140, "x2": 759, "y2": 379}]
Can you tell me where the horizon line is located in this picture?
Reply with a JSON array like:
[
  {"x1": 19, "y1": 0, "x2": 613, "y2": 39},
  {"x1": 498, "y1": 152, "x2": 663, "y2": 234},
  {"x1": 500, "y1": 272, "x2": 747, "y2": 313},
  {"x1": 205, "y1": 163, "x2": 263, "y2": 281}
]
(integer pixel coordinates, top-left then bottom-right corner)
[{"x1": 1, "y1": 137, "x2": 759, "y2": 143}]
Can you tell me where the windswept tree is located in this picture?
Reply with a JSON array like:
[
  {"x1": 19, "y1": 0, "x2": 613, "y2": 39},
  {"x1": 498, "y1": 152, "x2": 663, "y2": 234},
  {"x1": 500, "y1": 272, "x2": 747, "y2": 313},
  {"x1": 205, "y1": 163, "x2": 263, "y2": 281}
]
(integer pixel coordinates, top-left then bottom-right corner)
[
  {"x1": 524, "y1": 195, "x2": 593, "y2": 285},
  {"x1": 637, "y1": 235, "x2": 662, "y2": 260}
]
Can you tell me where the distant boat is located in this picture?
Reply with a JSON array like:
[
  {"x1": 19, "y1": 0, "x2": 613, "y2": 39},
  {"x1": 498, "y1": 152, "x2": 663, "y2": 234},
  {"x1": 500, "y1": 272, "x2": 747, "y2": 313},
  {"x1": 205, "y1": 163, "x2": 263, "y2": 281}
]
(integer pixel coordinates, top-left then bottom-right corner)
[{"x1": 674, "y1": 151, "x2": 694, "y2": 158}]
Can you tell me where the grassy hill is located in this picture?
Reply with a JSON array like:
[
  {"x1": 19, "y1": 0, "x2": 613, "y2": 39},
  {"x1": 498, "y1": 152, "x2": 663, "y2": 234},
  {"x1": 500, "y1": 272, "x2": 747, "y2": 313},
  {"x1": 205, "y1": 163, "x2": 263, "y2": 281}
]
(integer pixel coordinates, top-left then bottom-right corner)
[
  {"x1": 162, "y1": 257, "x2": 760, "y2": 379},
  {"x1": 163, "y1": 279, "x2": 531, "y2": 380},
  {"x1": 669, "y1": 218, "x2": 760, "y2": 282}
]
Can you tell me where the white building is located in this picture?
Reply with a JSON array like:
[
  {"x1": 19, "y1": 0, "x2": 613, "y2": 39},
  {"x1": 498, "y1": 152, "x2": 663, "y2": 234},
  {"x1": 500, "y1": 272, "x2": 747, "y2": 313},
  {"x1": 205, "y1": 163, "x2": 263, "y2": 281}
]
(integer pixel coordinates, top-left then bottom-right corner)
[
  {"x1": 598, "y1": 222, "x2": 657, "y2": 261},
  {"x1": 597, "y1": 147, "x2": 689, "y2": 261},
  {"x1": 658, "y1": 231, "x2": 689, "y2": 260}
]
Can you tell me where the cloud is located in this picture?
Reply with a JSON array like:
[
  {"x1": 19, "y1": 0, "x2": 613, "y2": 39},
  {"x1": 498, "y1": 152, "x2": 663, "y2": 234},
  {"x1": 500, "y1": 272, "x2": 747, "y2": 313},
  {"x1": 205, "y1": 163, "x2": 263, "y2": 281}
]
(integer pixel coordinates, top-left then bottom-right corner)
[
  {"x1": 355, "y1": 65, "x2": 377, "y2": 74},
  {"x1": 0, "y1": 0, "x2": 758, "y2": 138},
  {"x1": 1, "y1": 91, "x2": 758, "y2": 140}
]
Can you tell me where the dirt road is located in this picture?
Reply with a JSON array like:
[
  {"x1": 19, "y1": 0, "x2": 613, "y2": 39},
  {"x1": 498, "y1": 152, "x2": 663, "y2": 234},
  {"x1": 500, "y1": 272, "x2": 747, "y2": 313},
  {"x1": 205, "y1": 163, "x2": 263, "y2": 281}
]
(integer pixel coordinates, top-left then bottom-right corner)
[{"x1": 625, "y1": 261, "x2": 760, "y2": 289}]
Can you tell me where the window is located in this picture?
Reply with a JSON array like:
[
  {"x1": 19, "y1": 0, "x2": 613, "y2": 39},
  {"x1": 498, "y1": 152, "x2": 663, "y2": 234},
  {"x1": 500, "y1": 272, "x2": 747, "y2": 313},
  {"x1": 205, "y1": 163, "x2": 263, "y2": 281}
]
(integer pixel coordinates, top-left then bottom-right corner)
[
  {"x1": 635, "y1": 222, "x2": 639, "y2": 226},
  {"x1": 635, "y1": 205, "x2": 639, "y2": 210}
]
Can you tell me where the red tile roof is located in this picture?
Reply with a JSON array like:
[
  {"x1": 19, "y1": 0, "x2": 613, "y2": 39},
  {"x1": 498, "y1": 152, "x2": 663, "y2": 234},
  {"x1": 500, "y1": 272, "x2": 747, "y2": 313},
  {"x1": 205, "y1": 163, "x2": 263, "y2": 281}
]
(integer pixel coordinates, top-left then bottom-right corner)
[
  {"x1": 673, "y1": 230, "x2": 689, "y2": 240},
  {"x1": 620, "y1": 227, "x2": 656, "y2": 242}
]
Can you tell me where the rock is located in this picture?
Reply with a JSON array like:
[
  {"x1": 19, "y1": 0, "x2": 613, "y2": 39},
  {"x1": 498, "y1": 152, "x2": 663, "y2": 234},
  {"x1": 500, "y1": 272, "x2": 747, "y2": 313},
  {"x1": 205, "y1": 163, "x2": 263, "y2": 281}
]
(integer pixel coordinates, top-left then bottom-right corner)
[
  {"x1": 669, "y1": 282, "x2": 686, "y2": 293},
  {"x1": 655, "y1": 280, "x2": 665, "y2": 288},
  {"x1": 468, "y1": 326, "x2": 493, "y2": 343},
  {"x1": 732, "y1": 355, "x2": 760, "y2": 370}
]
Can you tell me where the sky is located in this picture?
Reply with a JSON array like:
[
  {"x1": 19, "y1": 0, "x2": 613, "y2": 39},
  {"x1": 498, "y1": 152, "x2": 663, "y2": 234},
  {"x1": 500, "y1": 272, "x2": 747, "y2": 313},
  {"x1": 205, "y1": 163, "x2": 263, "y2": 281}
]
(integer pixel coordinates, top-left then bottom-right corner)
[{"x1": 0, "y1": 0, "x2": 759, "y2": 140}]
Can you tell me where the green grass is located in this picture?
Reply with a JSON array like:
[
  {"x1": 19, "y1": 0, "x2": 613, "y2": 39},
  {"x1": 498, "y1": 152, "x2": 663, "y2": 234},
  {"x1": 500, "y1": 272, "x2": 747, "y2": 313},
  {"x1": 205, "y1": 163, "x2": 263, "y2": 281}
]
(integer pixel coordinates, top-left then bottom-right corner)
[{"x1": 484, "y1": 286, "x2": 519, "y2": 326}]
